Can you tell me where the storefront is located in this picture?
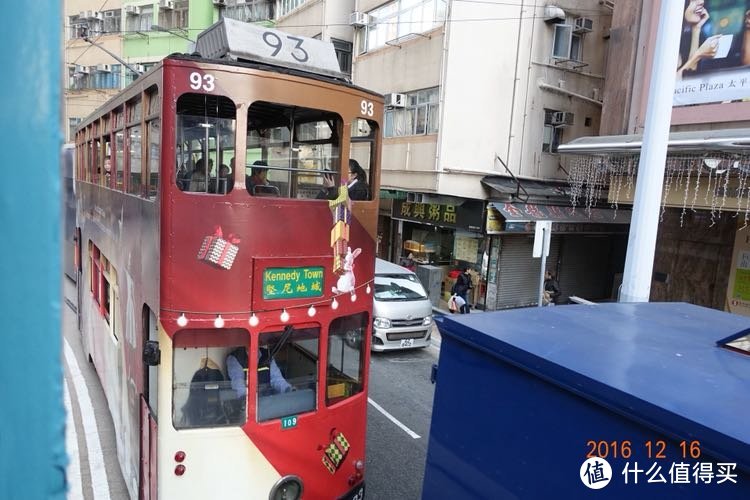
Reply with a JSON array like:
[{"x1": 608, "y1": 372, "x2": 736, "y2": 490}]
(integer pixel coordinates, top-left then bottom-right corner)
[
  {"x1": 389, "y1": 198, "x2": 487, "y2": 308},
  {"x1": 485, "y1": 202, "x2": 630, "y2": 310},
  {"x1": 559, "y1": 129, "x2": 750, "y2": 315}
]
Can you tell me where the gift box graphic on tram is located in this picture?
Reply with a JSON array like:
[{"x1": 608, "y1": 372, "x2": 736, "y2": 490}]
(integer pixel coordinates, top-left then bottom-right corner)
[{"x1": 197, "y1": 226, "x2": 241, "y2": 270}]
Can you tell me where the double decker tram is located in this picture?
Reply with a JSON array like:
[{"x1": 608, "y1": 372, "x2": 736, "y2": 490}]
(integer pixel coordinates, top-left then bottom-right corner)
[{"x1": 73, "y1": 19, "x2": 381, "y2": 499}]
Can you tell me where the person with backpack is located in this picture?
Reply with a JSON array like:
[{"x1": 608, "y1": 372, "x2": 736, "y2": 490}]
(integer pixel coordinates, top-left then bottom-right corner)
[{"x1": 451, "y1": 266, "x2": 473, "y2": 314}]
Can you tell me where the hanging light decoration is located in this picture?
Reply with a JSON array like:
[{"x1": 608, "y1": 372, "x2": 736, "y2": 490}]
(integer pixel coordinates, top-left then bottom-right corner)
[
  {"x1": 280, "y1": 309, "x2": 290, "y2": 323},
  {"x1": 214, "y1": 315, "x2": 225, "y2": 328},
  {"x1": 351, "y1": 293, "x2": 357, "y2": 302},
  {"x1": 307, "y1": 305, "x2": 316, "y2": 317},
  {"x1": 331, "y1": 297, "x2": 339, "y2": 310},
  {"x1": 249, "y1": 312, "x2": 259, "y2": 327},
  {"x1": 176, "y1": 313, "x2": 188, "y2": 327},
  {"x1": 366, "y1": 284, "x2": 371, "y2": 294}
]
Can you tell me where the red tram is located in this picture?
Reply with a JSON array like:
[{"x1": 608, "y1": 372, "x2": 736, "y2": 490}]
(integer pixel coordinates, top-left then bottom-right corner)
[{"x1": 74, "y1": 19, "x2": 381, "y2": 499}]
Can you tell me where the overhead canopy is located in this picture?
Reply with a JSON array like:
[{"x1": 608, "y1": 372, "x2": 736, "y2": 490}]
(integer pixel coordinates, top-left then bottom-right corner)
[
  {"x1": 489, "y1": 202, "x2": 631, "y2": 224},
  {"x1": 481, "y1": 176, "x2": 571, "y2": 204},
  {"x1": 558, "y1": 128, "x2": 750, "y2": 156}
]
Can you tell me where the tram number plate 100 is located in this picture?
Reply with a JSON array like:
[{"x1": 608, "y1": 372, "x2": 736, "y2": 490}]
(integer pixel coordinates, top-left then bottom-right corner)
[{"x1": 281, "y1": 415, "x2": 298, "y2": 430}]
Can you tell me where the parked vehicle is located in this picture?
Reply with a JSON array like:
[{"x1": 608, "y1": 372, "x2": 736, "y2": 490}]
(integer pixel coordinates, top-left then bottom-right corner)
[{"x1": 371, "y1": 258, "x2": 433, "y2": 351}]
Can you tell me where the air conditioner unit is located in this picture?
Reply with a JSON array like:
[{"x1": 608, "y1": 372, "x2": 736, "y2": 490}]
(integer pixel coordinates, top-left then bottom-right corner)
[
  {"x1": 212, "y1": 0, "x2": 226, "y2": 6},
  {"x1": 75, "y1": 65, "x2": 90, "y2": 74},
  {"x1": 574, "y1": 17, "x2": 593, "y2": 33},
  {"x1": 385, "y1": 93, "x2": 407, "y2": 108},
  {"x1": 96, "y1": 64, "x2": 112, "y2": 72},
  {"x1": 350, "y1": 11, "x2": 371, "y2": 28},
  {"x1": 92, "y1": 11, "x2": 104, "y2": 20},
  {"x1": 543, "y1": 5, "x2": 566, "y2": 23},
  {"x1": 159, "y1": 0, "x2": 175, "y2": 9},
  {"x1": 124, "y1": 5, "x2": 140, "y2": 16},
  {"x1": 134, "y1": 64, "x2": 146, "y2": 73},
  {"x1": 552, "y1": 111, "x2": 574, "y2": 127}
]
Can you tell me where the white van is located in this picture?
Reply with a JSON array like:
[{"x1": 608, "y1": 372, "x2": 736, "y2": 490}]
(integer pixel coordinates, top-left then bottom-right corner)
[{"x1": 372, "y1": 258, "x2": 434, "y2": 351}]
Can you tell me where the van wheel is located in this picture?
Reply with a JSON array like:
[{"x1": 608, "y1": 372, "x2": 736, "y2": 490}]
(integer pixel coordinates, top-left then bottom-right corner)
[{"x1": 344, "y1": 329, "x2": 361, "y2": 349}]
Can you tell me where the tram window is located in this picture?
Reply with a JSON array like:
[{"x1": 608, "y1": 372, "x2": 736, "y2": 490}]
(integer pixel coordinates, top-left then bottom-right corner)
[
  {"x1": 172, "y1": 329, "x2": 249, "y2": 429},
  {"x1": 350, "y1": 118, "x2": 379, "y2": 202},
  {"x1": 257, "y1": 327, "x2": 319, "y2": 422},
  {"x1": 115, "y1": 130, "x2": 125, "y2": 190},
  {"x1": 246, "y1": 101, "x2": 342, "y2": 199},
  {"x1": 128, "y1": 125, "x2": 143, "y2": 195},
  {"x1": 147, "y1": 119, "x2": 160, "y2": 200},
  {"x1": 176, "y1": 93, "x2": 236, "y2": 195},
  {"x1": 326, "y1": 313, "x2": 367, "y2": 405}
]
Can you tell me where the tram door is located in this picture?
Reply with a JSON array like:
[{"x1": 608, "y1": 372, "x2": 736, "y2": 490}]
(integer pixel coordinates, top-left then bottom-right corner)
[{"x1": 140, "y1": 309, "x2": 158, "y2": 500}]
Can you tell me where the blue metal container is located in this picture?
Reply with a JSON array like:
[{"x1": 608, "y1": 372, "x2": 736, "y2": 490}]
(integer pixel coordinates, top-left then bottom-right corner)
[{"x1": 423, "y1": 303, "x2": 749, "y2": 499}]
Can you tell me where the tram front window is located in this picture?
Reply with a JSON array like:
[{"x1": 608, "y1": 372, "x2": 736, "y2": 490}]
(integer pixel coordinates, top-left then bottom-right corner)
[
  {"x1": 326, "y1": 313, "x2": 367, "y2": 405},
  {"x1": 246, "y1": 101, "x2": 342, "y2": 199},
  {"x1": 257, "y1": 327, "x2": 319, "y2": 422},
  {"x1": 172, "y1": 329, "x2": 249, "y2": 429}
]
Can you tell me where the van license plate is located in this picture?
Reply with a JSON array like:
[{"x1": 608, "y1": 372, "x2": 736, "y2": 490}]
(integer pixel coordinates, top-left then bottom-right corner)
[{"x1": 400, "y1": 338, "x2": 414, "y2": 348}]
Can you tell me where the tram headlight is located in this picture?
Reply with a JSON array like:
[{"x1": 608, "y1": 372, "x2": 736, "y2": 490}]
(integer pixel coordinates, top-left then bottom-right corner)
[
  {"x1": 269, "y1": 475, "x2": 303, "y2": 500},
  {"x1": 373, "y1": 317, "x2": 391, "y2": 329}
]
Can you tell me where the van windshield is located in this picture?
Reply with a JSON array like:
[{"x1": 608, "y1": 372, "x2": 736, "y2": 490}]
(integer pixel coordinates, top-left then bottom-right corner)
[{"x1": 374, "y1": 274, "x2": 428, "y2": 301}]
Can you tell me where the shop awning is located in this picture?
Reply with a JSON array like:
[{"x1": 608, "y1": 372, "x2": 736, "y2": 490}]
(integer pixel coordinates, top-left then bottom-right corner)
[
  {"x1": 481, "y1": 176, "x2": 571, "y2": 203},
  {"x1": 558, "y1": 128, "x2": 750, "y2": 156},
  {"x1": 489, "y1": 202, "x2": 631, "y2": 224}
]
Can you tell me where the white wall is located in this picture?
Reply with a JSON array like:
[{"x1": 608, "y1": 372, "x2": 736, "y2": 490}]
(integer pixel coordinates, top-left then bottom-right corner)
[{"x1": 437, "y1": 0, "x2": 523, "y2": 190}]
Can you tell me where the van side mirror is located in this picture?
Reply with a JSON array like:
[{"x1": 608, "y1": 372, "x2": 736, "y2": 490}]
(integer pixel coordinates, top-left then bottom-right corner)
[{"x1": 143, "y1": 340, "x2": 161, "y2": 366}]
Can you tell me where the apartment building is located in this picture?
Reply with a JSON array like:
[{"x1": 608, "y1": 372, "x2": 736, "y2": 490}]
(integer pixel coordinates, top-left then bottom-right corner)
[
  {"x1": 64, "y1": 1, "x2": 275, "y2": 143},
  {"x1": 560, "y1": 0, "x2": 750, "y2": 315},
  {"x1": 278, "y1": 1, "x2": 619, "y2": 310}
]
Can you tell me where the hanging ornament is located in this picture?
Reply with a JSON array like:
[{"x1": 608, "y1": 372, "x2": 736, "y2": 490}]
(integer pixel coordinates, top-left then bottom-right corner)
[
  {"x1": 331, "y1": 297, "x2": 339, "y2": 310},
  {"x1": 214, "y1": 315, "x2": 225, "y2": 328},
  {"x1": 307, "y1": 305, "x2": 316, "y2": 317},
  {"x1": 280, "y1": 309, "x2": 290, "y2": 323},
  {"x1": 249, "y1": 313, "x2": 259, "y2": 327}
]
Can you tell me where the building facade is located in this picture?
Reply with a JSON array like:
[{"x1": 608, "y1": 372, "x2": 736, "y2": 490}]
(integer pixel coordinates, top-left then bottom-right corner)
[{"x1": 63, "y1": 1, "x2": 275, "y2": 143}]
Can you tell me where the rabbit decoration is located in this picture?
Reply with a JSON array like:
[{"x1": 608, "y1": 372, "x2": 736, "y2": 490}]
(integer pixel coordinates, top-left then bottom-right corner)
[{"x1": 332, "y1": 247, "x2": 361, "y2": 294}]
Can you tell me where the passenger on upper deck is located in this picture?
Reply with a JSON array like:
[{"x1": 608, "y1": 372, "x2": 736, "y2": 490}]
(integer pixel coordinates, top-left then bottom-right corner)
[
  {"x1": 317, "y1": 159, "x2": 369, "y2": 201},
  {"x1": 189, "y1": 158, "x2": 213, "y2": 192},
  {"x1": 246, "y1": 160, "x2": 272, "y2": 195}
]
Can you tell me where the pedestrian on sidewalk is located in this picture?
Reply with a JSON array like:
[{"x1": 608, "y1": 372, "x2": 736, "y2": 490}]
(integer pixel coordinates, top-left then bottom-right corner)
[{"x1": 452, "y1": 266, "x2": 473, "y2": 314}]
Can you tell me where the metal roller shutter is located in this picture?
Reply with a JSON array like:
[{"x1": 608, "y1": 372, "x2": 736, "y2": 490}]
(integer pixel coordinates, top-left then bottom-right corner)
[
  {"x1": 557, "y1": 235, "x2": 611, "y2": 303},
  {"x1": 494, "y1": 235, "x2": 561, "y2": 310}
]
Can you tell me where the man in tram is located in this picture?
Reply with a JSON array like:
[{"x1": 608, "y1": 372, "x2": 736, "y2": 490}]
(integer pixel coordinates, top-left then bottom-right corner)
[{"x1": 226, "y1": 346, "x2": 293, "y2": 399}]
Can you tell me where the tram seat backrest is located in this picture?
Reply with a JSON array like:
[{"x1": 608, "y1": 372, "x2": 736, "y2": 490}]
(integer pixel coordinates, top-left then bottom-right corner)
[
  {"x1": 253, "y1": 184, "x2": 280, "y2": 197},
  {"x1": 189, "y1": 179, "x2": 206, "y2": 192},
  {"x1": 182, "y1": 365, "x2": 227, "y2": 426}
]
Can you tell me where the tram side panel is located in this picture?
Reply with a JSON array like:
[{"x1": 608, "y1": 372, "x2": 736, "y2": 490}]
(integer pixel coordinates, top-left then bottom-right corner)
[{"x1": 76, "y1": 151, "x2": 161, "y2": 499}]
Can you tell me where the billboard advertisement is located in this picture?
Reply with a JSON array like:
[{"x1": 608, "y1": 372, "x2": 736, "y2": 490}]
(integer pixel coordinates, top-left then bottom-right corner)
[{"x1": 675, "y1": 0, "x2": 750, "y2": 106}]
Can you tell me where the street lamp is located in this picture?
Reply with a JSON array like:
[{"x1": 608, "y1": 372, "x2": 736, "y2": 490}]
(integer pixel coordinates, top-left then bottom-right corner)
[{"x1": 150, "y1": 24, "x2": 194, "y2": 42}]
